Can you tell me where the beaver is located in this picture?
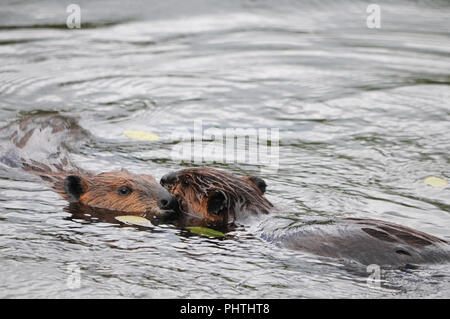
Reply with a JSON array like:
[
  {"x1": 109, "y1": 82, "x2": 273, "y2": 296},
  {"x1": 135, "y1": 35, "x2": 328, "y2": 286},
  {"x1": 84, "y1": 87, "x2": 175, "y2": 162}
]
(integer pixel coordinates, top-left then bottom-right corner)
[
  {"x1": 160, "y1": 167, "x2": 450, "y2": 266},
  {"x1": 160, "y1": 167, "x2": 273, "y2": 225},
  {"x1": 0, "y1": 114, "x2": 177, "y2": 218}
]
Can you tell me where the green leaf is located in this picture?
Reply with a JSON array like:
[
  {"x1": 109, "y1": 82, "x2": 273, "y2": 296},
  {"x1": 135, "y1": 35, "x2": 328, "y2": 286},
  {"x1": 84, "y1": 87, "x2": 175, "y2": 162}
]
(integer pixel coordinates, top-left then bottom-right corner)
[{"x1": 185, "y1": 227, "x2": 226, "y2": 238}]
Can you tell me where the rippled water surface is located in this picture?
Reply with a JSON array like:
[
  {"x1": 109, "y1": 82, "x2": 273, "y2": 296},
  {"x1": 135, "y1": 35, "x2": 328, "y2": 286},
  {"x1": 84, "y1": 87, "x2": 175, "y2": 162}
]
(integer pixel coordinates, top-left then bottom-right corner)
[{"x1": 0, "y1": 0, "x2": 449, "y2": 298}]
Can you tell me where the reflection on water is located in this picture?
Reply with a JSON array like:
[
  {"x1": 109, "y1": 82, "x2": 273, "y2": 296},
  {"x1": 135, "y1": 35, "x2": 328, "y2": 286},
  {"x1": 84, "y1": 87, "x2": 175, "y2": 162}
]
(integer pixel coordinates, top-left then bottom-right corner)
[{"x1": 0, "y1": 0, "x2": 449, "y2": 298}]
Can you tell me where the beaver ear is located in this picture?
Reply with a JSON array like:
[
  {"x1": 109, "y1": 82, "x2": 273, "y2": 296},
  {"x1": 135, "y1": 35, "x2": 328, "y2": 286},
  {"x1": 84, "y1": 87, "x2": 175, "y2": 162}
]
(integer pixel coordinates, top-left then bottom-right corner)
[
  {"x1": 207, "y1": 190, "x2": 227, "y2": 215},
  {"x1": 247, "y1": 176, "x2": 267, "y2": 194},
  {"x1": 64, "y1": 175, "x2": 85, "y2": 203}
]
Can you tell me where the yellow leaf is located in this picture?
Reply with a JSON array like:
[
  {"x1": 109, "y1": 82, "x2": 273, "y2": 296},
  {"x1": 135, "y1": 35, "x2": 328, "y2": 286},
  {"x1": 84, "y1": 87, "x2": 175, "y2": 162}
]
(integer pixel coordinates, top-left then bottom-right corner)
[
  {"x1": 124, "y1": 130, "x2": 160, "y2": 141},
  {"x1": 115, "y1": 215, "x2": 152, "y2": 226},
  {"x1": 424, "y1": 176, "x2": 448, "y2": 188}
]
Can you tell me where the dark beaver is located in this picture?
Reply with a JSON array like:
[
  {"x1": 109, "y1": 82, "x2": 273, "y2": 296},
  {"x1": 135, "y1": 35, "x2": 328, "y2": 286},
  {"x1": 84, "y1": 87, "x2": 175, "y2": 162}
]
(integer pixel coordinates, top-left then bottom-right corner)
[
  {"x1": 161, "y1": 167, "x2": 450, "y2": 266},
  {"x1": 272, "y1": 217, "x2": 450, "y2": 267},
  {"x1": 160, "y1": 167, "x2": 273, "y2": 225},
  {"x1": 1, "y1": 114, "x2": 177, "y2": 217}
]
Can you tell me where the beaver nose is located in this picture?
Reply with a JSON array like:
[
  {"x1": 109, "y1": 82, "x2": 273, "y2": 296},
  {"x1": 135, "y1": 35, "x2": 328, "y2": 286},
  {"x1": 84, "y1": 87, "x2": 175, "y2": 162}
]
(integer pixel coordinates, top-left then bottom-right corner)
[
  {"x1": 157, "y1": 192, "x2": 178, "y2": 211},
  {"x1": 160, "y1": 172, "x2": 178, "y2": 186}
]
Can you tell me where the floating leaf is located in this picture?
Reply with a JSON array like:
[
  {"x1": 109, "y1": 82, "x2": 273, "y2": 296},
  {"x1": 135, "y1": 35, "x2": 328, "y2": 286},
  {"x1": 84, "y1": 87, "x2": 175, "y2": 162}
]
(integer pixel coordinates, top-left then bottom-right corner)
[
  {"x1": 124, "y1": 130, "x2": 160, "y2": 141},
  {"x1": 185, "y1": 227, "x2": 226, "y2": 238},
  {"x1": 115, "y1": 215, "x2": 152, "y2": 226},
  {"x1": 424, "y1": 176, "x2": 448, "y2": 188}
]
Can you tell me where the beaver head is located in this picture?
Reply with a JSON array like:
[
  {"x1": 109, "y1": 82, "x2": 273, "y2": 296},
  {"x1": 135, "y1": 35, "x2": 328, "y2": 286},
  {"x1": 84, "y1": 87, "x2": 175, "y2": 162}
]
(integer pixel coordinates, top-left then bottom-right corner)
[
  {"x1": 160, "y1": 167, "x2": 273, "y2": 225},
  {"x1": 62, "y1": 169, "x2": 178, "y2": 217}
]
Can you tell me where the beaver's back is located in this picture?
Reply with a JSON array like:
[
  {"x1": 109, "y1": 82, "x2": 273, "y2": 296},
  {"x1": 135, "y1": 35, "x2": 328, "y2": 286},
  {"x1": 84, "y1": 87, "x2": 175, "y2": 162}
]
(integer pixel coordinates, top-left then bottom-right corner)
[
  {"x1": 273, "y1": 218, "x2": 450, "y2": 267},
  {"x1": 0, "y1": 113, "x2": 89, "y2": 196},
  {"x1": 1, "y1": 113, "x2": 88, "y2": 171}
]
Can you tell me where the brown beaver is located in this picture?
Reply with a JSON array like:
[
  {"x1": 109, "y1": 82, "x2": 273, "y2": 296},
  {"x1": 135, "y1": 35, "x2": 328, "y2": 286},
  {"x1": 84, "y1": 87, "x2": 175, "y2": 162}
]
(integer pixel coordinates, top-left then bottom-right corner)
[
  {"x1": 0, "y1": 113, "x2": 177, "y2": 218},
  {"x1": 160, "y1": 167, "x2": 450, "y2": 266},
  {"x1": 160, "y1": 167, "x2": 273, "y2": 225}
]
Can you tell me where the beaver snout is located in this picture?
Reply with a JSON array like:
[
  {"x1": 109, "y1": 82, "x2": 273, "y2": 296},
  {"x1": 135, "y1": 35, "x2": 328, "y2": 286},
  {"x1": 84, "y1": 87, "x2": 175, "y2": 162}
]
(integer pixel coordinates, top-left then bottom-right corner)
[{"x1": 157, "y1": 190, "x2": 178, "y2": 212}]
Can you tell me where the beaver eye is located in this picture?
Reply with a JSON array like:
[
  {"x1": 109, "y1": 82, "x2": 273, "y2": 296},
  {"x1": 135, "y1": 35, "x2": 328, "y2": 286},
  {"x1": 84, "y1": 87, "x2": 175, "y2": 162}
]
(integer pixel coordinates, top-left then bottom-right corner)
[
  {"x1": 182, "y1": 179, "x2": 189, "y2": 187},
  {"x1": 117, "y1": 186, "x2": 132, "y2": 196}
]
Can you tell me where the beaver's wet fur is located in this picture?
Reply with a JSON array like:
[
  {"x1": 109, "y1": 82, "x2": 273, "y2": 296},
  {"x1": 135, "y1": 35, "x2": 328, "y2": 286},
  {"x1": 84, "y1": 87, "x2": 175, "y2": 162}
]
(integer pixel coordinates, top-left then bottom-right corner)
[
  {"x1": 160, "y1": 167, "x2": 273, "y2": 225},
  {"x1": 57, "y1": 169, "x2": 175, "y2": 217},
  {"x1": 273, "y1": 217, "x2": 450, "y2": 267},
  {"x1": 161, "y1": 167, "x2": 450, "y2": 266},
  {"x1": 1, "y1": 114, "x2": 177, "y2": 218}
]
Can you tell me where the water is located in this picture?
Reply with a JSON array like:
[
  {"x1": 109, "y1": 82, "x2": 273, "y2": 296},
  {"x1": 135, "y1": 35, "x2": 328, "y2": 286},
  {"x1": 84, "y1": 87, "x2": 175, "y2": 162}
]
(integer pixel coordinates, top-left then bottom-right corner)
[{"x1": 0, "y1": 0, "x2": 449, "y2": 298}]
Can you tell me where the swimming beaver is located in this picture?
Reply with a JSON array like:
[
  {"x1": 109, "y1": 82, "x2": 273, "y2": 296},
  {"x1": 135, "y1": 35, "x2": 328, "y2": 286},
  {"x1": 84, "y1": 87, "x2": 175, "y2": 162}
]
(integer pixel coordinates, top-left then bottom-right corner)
[
  {"x1": 161, "y1": 167, "x2": 450, "y2": 266},
  {"x1": 161, "y1": 167, "x2": 273, "y2": 225},
  {"x1": 0, "y1": 114, "x2": 177, "y2": 217}
]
